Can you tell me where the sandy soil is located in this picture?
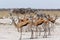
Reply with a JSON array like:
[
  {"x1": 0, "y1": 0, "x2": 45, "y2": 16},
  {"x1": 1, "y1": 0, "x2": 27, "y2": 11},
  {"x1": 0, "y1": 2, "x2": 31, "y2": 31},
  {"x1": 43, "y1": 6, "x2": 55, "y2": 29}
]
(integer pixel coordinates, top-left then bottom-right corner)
[{"x1": 0, "y1": 18, "x2": 60, "y2": 40}]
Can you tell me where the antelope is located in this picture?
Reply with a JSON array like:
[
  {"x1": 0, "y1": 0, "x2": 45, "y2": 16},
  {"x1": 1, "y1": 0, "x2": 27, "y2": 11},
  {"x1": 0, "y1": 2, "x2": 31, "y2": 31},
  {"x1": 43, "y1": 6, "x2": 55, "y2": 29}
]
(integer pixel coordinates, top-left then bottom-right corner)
[
  {"x1": 9, "y1": 11, "x2": 32, "y2": 40},
  {"x1": 29, "y1": 15, "x2": 50, "y2": 38},
  {"x1": 46, "y1": 15, "x2": 58, "y2": 32},
  {"x1": 33, "y1": 14, "x2": 51, "y2": 38},
  {"x1": 34, "y1": 18, "x2": 50, "y2": 38}
]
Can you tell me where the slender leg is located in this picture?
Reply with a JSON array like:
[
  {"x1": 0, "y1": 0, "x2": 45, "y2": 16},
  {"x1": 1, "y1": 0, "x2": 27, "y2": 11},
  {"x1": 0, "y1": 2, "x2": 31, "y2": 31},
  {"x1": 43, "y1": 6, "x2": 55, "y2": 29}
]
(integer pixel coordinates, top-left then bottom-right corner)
[
  {"x1": 39, "y1": 28, "x2": 41, "y2": 36},
  {"x1": 48, "y1": 27, "x2": 51, "y2": 36},
  {"x1": 17, "y1": 28, "x2": 19, "y2": 32},
  {"x1": 43, "y1": 28, "x2": 47, "y2": 38},
  {"x1": 30, "y1": 28, "x2": 34, "y2": 39},
  {"x1": 35, "y1": 26, "x2": 38, "y2": 38},
  {"x1": 20, "y1": 28, "x2": 22, "y2": 40},
  {"x1": 50, "y1": 23, "x2": 54, "y2": 32}
]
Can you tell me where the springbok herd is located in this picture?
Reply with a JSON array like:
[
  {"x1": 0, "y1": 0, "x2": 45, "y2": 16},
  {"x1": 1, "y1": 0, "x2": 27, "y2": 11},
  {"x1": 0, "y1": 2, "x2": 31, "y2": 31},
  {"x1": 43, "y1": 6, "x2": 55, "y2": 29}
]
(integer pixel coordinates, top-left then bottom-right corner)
[
  {"x1": 0, "y1": 9, "x2": 58, "y2": 40},
  {"x1": 9, "y1": 9, "x2": 58, "y2": 39}
]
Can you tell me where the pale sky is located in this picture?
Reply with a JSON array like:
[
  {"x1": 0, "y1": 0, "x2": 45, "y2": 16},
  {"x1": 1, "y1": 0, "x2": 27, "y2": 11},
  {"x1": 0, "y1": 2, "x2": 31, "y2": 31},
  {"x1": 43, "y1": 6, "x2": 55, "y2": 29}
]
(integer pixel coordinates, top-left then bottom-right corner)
[{"x1": 0, "y1": 0, "x2": 60, "y2": 9}]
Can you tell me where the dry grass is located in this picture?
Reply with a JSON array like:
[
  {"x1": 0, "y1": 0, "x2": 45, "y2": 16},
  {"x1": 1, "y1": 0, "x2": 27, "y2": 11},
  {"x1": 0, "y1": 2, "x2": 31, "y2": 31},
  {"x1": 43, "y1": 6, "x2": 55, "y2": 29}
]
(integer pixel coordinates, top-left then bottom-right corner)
[
  {"x1": 0, "y1": 10, "x2": 60, "y2": 18},
  {"x1": 41, "y1": 11, "x2": 60, "y2": 16},
  {"x1": 0, "y1": 11, "x2": 9, "y2": 17}
]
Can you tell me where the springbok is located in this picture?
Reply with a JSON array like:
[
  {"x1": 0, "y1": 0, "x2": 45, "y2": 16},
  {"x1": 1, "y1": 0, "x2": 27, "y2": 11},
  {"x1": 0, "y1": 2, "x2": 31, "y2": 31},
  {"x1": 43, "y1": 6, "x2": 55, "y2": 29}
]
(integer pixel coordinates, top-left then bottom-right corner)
[
  {"x1": 12, "y1": 17, "x2": 32, "y2": 40},
  {"x1": 29, "y1": 14, "x2": 50, "y2": 38},
  {"x1": 34, "y1": 17, "x2": 50, "y2": 38},
  {"x1": 46, "y1": 15, "x2": 58, "y2": 32},
  {"x1": 9, "y1": 12, "x2": 31, "y2": 40}
]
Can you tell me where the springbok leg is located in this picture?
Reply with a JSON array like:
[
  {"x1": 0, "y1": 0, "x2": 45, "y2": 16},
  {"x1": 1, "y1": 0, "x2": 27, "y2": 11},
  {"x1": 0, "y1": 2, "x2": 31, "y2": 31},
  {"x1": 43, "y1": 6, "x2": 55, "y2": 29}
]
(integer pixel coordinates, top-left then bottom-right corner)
[
  {"x1": 39, "y1": 28, "x2": 41, "y2": 36},
  {"x1": 38, "y1": 25, "x2": 42, "y2": 36},
  {"x1": 48, "y1": 26, "x2": 51, "y2": 36},
  {"x1": 20, "y1": 28, "x2": 22, "y2": 40},
  {"x1": 17, "y1": 28, "x2": 20, "y2": 32},
  {"x1": 48, "y1": 23, "x2": 51, "y2": 36},
  {"x1": 30, "y1": 28, "x2": 34, "y2": 39},
  {"x1": 35, "y1": 26, "x2": 38, "y2": 38},
  {"x1": 51, "y1": 23, "x2": 55, "y2": 32},
  {"x1": 43, "y1": 27, "x2": 47, "y2": 38}
]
